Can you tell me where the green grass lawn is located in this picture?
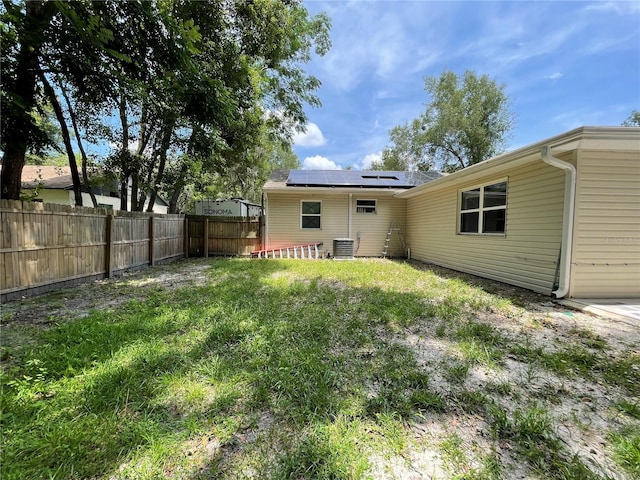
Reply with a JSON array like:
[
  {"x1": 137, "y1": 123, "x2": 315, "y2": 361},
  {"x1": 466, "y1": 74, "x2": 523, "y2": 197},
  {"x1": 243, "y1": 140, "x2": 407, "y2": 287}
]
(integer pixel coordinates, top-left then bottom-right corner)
[{"x1": 1, "y1": 259, "x2": 638, "y2": 479}]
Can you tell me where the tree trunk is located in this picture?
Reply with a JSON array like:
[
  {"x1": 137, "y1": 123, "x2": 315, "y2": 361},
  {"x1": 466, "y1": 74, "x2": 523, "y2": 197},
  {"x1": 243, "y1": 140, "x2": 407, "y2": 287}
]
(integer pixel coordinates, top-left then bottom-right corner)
[
  {"x1": 0, "y1": 1, "x2": 52, "y2": 200},
  {"x1": 131, "y1": 170, "x2": 140, "y2": 210},
  {"x1": 168, "y1": 182, "x2": 183, "y2": 214},
  {"x1": 60, "y1": 83, "x2": 98, "y2": 207},
  {"x1": 40, "y1": 73, "x2": 83, "y2": 206},
  {"x1": 168, "y1": 165, "x2": 188, "y2": 214},
  {"x1": 118, "y1": 87, "x2": 130, "y2": 210},
  {"x1": 120, "y1": 177, "x2": 128, "y2": 210},
  {"x1": 147, "y1": 117, "x2": 175, "y2": 212}
]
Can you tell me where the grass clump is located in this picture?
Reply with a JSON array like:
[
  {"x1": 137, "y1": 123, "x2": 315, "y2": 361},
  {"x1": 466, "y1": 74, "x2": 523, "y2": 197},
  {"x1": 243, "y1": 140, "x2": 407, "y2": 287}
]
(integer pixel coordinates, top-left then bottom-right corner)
[
  {"x1": 613, "y1": 399, "x2": 640, "y2": 420},
  {"x1": 276, "y1": 418, "x2": 371, "y2": 480},
  {"x1": 439, "y1": 433, "x2": 502, "y2": 480},
  {"x1": 443, "y1": 360, "x2": 471, "y2": 384},
  {"x1": 487, "y1": 403, "x2": 604, "y2": 479},
  {"x1": 508, "y1": 336, "x2": 640, "y2": 397},
  {"x1": 609, "y1": 426, "x2": 640, "y2": 477}
]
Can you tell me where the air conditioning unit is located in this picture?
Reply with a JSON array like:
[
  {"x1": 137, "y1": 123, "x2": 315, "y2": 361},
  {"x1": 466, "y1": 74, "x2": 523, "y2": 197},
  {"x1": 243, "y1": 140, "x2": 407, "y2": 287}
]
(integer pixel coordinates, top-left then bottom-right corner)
[{"x1": 333, "y1": 238, "x2": 354, "y2": 260}]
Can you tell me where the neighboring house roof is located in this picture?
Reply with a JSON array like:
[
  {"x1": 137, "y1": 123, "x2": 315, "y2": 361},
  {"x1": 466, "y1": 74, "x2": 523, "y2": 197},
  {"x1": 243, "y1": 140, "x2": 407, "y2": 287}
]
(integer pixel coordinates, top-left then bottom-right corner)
[
  {"x1": 20, "y1": 165, "x2": 169, "y2": 207},
  {"x1": 397, "y1": 126, "x2": 640, "y2": 198},
  {"x1": 21, "y1": 165, "x2": 75, "y2": 189},
  {"x1": 264, "y1": 169, "x2": 443, "y2": 191}
]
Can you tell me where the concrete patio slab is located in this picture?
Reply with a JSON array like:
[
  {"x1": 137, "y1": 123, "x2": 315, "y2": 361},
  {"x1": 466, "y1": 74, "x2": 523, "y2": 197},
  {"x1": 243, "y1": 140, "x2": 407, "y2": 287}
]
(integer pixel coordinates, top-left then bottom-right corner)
[{"x1": 558, "y1": 298, "x2": 640, "y2": 324}]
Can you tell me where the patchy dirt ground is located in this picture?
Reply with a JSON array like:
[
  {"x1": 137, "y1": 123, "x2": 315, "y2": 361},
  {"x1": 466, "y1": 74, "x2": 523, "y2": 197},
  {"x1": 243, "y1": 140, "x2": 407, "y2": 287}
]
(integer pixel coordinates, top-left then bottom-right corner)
[
  {"x1": 386, "y1": 263, "x2": 640, "y2": 480},
  {"x1": 2, "y1": 258, "x2": 638, "y2": 479},
  {"x1": 1, "y1": 259, "x2": 213, "y2": 328}
]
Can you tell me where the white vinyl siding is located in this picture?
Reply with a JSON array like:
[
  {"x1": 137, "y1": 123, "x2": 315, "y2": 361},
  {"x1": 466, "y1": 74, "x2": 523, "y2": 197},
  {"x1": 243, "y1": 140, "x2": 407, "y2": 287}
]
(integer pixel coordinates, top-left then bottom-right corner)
[
  {"x1": 352, "y1": 196, "x2": 406, "y2": 257},
  {"x1": 406, "y1": 160, "x2": 565, "y2": 294},
  {"x1": 267, "y1": 194, "x2": 347, "y2": 250},
  {"x1": 266, "y1": 192, "x2": 406, "y2": 257},
  {"x1": 569, "y1": 150, "x2": 640, "y2": 298}
]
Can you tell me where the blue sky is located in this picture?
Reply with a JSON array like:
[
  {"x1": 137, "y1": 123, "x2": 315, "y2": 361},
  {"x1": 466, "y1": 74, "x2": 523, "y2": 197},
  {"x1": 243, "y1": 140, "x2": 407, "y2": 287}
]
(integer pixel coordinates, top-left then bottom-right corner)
[{"x1": 292, "y1": 0, "x2": 640, "y2": 170}]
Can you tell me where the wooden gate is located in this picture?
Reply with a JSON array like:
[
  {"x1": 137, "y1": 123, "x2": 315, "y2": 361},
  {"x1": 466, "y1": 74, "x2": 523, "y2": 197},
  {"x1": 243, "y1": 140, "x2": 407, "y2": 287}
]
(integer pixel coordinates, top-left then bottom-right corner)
[{"x1": 185, "y1": 216, "x2": 261, "y2": 257}]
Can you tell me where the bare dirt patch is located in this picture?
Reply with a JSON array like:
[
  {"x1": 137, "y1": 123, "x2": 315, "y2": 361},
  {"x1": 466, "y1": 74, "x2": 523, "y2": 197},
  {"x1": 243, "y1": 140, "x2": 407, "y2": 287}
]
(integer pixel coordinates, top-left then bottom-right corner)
[{"x1": 1, "y1": 258, "x2": 213, "y2": 328}]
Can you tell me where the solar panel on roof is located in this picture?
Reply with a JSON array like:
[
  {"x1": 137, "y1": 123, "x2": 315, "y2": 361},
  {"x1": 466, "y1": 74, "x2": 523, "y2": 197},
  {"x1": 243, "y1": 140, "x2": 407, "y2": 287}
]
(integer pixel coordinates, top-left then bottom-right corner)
[{"x1": 285, "y1": 170, "x2": 441, "y2": 188}]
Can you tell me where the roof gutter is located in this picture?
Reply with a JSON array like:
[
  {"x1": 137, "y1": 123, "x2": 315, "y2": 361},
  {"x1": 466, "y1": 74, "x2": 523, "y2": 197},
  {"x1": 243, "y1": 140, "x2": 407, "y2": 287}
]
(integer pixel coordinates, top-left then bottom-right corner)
[{"x1": 541, "y1": 146, "x2": 576, "y2": 299}]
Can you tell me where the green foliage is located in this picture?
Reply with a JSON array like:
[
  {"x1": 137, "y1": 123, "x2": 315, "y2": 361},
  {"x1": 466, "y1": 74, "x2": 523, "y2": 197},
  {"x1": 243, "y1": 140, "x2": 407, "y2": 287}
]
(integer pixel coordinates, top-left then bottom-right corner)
[
  {"x1": 622, "y1": 109, "x2": 640, "y2": 127},
  {"x1": 613, "y1": 399, "x2": 640, "y2": 420},
  {"x1": 372, "y1": 117, "x2": 434, "y2": 171},
  {"x1": 1, "y1": 0, "x2": 330, "y2": 206},
  {"x1": 422, "y1": 70, "x2": 515, "y2": 171},
  {"x1": 182, "y1": 129, "x2": 301, "y2": 210},
  {"x1": 609, "y1": 426, "x2": 640, "y2": 477},
  {"x1": 378, "y1": 70, "x2": 515, "y2": 172}
]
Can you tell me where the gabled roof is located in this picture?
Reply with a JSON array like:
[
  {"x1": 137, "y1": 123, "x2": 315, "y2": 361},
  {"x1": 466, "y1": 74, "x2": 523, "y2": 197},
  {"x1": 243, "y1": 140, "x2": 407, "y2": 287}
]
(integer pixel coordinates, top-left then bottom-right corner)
[{"x1": 264, "y1": 169, "x2": 443, "y2": 191}]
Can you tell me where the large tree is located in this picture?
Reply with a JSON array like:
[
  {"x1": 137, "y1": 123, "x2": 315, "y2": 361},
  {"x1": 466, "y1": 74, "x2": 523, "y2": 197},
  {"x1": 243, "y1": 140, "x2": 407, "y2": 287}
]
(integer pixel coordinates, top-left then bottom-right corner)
[
  {"x1": 1, "y1": 0, "x2": 330, "y2": 207},
  {"x1": 1, "y1": 0, "x2": 180, "y2": 201},
  {"x1": 376, "y1": 70, "x2": 515, "y2": 173},
  {"x1": 372, "y1": 117, "x2": 433, "y2": 171},
  {"x1": 177, "y1": 131, "x2": 300, "y2": 214},
  {"x1": 1, "y1": 1, "x2": 55, "y2": 199}
]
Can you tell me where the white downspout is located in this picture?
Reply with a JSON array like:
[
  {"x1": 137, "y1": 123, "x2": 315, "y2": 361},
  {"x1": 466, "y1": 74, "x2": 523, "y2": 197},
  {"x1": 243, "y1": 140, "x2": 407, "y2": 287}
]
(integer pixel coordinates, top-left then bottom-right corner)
[
  {"x1": 541, "y1": 146, "x2": 576, "y2": 298},
  {"x1": 348, "y1": 194, "x2": 352, "y2": 239},
  {"x1": 263, "y1": 192, "x2": 269, "y2": 250}
]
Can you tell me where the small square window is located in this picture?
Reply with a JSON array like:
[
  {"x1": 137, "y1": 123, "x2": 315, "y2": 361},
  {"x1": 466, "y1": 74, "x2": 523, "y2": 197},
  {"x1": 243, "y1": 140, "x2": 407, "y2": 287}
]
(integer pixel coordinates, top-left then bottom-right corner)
[
  {"x1": 356, "y1": 199, "x2": 376, "y2": 214},
  {"x1": 302, "y1": 202, "x2": 321, "y2": 215},
  {"x1": 483, "y1": 182, "x2": 507, "y2": 208}
]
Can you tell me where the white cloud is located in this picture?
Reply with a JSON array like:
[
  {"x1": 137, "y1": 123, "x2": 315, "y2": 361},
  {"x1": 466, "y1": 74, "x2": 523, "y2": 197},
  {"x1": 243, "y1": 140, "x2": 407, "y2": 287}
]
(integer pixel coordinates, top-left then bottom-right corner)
[
  {"x1": 293, "y1": 123, "x2": 327, "y2": 147},
  {"x1": 302, "y1": 155, "x2": 342, "y2": 170},
  {"x1": 356, "y1": 152, "x2": 382, "y2": 170},
  {"x1": 315, "y1": 3, "x2": 449, "y2": 91},
  {"x1": 546, "y1": 72, "x2": 563, "y2": 80},
  {"x1": 584, "y1": 1, "x2": 640, "y2": 15}
]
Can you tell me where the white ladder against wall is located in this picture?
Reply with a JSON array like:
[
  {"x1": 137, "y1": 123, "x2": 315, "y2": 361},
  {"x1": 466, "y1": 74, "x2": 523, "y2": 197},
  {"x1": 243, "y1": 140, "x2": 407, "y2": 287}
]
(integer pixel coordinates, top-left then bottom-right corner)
[
  {"x1": 382, "y1": 220, "x2": 407, "y2": 258},
  {"x1": 251, "y1": 242, "x2": 323, "y2": 259}
]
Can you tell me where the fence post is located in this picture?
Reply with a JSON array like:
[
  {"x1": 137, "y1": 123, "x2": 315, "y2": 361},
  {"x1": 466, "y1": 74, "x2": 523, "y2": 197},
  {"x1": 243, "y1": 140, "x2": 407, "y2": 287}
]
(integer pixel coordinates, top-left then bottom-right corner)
[
  {"x1": 184, "y1": 217, "x2": 189, "y2": 258},
  {"x1": 149, "y1": 216, "x2": 155, "y2": 267},
  {"x1": 106, "y1": 214, "x2": 114, "y2": 278},
  {"x1": 204, "y1": 217, "x2": 209, "y2": 258}
]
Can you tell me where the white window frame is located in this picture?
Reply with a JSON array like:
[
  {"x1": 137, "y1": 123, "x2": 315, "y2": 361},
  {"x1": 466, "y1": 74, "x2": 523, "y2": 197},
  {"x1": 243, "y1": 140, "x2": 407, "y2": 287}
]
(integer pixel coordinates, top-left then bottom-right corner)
[
  {"x1": 300, "y1": 200, "x2": 322, "y2": 229},
  {"x1": 356, "y1": 199, "x2": 377, "y2": 214},
  {"x1": 458, "y1": 179, "x2": 508, "y2": 236}
]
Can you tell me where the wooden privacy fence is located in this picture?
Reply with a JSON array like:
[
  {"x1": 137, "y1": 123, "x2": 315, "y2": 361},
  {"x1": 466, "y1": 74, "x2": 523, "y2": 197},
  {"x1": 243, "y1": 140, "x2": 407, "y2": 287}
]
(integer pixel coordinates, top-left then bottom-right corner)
[
  {"x1": 1, "y1": 200, "x2": 184, "y2": 301},
  {"x1": 185, "y1": 215, "x2": 261, "y2": 257}
]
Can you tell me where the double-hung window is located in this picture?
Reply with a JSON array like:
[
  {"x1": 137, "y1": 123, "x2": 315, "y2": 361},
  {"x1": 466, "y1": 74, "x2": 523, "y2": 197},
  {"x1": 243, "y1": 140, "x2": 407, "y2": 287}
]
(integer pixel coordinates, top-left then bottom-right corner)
[
  {"x1": 301, "y1": 201, "x2": 321, "y2": 229},
  {"x1": 459, "y1": 181, "x2": 507, "y2": 235}
]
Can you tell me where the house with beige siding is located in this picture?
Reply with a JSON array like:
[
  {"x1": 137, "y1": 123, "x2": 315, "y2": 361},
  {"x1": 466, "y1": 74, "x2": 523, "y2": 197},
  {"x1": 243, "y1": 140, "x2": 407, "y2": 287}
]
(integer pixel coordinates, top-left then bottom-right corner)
[
  {"x1": 262, "y1": 170, "x2": 442, "y2": 257},
  {"x1": 399, "y1": 126, "x2": 639, "y2": 298},
  {"x1": 263, "y1": 126, "x2": 640, "y2": 298}
]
